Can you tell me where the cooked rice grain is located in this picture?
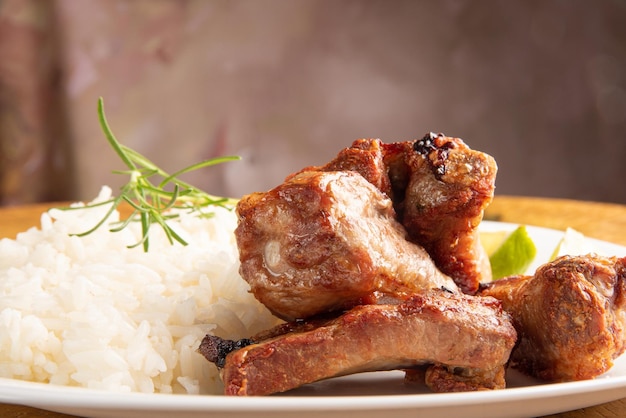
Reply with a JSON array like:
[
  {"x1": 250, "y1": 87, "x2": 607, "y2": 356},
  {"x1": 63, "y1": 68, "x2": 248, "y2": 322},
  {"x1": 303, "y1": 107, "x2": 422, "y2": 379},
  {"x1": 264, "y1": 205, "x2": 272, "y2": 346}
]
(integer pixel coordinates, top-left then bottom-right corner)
[{"x1": 0, "y1": 187, "x2": 280, "y2": 394}]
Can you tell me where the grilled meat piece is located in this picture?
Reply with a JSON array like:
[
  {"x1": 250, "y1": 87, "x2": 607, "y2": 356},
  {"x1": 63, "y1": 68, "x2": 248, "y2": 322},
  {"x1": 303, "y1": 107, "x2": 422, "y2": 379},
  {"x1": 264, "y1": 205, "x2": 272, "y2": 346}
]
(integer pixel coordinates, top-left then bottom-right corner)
[
  {"x1": 235, "y1": 170, "x2": 458, "y2": 321},
  {"x1": 291, "y1": 137, "x2": 393, "y2": 197},
  {"x1": 292, "y1": 134, "x2": 497, "y2": 294},
  {"x1": 391, "y1": 133, "x2": 497, "y2": 294},
  {"x1": 479, "y1": 254, "x2": 626, "y2": 381},
  {"x1": 217, "y1": 134, "x2": 504, "y2": 395},
  {"x1": 199, "y1": 290, "x2": 517, "y2": 396},
  {"x1": 404, "y1": 363, "x2": 506, "y2": 392}
]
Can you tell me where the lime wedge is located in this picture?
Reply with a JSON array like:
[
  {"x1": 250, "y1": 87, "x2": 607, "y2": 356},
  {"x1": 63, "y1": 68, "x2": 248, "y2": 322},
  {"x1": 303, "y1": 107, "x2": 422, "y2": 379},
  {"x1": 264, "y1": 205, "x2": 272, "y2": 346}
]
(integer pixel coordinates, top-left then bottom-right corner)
[
  {"x1": 480, "y1": 230, "x2": 510, "y2": 256},
  {"x1": 549, "y1": 227, "x2": 591, "y2": 261},
  {"x1": 488, "y1": 225, "x2": 537, "y2": 280}
]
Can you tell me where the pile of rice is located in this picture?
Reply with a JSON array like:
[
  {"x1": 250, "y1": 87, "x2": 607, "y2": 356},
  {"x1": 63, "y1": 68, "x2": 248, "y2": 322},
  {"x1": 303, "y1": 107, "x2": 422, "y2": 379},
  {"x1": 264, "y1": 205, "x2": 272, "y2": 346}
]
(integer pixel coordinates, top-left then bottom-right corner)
[{"x1": 0, "y1": 187, "x2": 280, "y2": 394}]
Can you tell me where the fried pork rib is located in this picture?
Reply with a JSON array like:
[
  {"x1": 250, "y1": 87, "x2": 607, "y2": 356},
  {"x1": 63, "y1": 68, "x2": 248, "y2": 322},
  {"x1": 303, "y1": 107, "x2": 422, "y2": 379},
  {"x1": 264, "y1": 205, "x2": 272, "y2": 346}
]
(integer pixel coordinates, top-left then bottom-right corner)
[
  {"x1": 405, "y1": 362, "x2": 507, "y2": 392},
  {"x1": 235, "y1": 170, "x2": 458, "y2": 321},
  {"x1": 292, "y1": 134, "x2": 497, "y2": 294},
  {"x1": 479, "y1": 254, "x2": 626, "y2": 381},
  {"x1": 390, "y1": 134, "x2": 497, "y2": 294},
  {"x1": 214, "y1": 134, "x2": 504, "y2": 395},
  {"x1": 306, "y1": 136, "x2": 393, "y2": 197},
  {"x1": 199, "y1": 290, "x2": 517, "y2": 396}
]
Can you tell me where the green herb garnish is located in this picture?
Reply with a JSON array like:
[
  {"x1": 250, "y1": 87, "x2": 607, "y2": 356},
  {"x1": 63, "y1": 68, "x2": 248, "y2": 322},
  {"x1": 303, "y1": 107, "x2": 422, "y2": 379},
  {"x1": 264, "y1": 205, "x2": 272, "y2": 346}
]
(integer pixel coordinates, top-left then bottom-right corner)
[{"x1": 62, "y1": 97, "x2": 240, "y2": 252}]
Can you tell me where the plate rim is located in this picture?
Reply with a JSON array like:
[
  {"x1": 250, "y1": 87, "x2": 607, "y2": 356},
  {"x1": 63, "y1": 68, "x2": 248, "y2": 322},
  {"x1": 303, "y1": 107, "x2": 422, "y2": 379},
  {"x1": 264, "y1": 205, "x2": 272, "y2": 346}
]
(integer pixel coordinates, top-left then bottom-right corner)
[
  {"x1": 2, "y1": 372, "x2": 626, "y2": 412},
  {"x1": 1, "y1": 221, "x2": 626, "y2": 417}
]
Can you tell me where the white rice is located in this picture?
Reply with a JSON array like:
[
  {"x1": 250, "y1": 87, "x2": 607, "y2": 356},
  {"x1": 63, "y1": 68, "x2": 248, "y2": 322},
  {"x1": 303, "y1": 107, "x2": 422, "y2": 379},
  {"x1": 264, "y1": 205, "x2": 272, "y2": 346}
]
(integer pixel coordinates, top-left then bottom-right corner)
[{"x1": 0, "y1": 187, "x2": 280, "y2": 394}]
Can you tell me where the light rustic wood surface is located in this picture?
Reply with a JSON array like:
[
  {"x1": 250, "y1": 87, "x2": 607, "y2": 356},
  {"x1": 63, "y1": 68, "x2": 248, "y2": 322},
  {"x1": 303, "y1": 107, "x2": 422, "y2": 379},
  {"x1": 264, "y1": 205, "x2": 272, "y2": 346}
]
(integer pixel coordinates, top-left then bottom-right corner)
[{"x1": 1, "y1": 196, "x2": 625, "y2": 418}]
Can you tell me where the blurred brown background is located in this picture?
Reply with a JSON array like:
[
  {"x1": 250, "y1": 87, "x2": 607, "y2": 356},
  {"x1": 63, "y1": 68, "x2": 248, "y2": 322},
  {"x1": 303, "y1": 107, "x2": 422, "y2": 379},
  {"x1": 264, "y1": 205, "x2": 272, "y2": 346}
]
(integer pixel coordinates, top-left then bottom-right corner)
[{"x1": 1, "y1": 0, "x2": 625, "y2": 206}]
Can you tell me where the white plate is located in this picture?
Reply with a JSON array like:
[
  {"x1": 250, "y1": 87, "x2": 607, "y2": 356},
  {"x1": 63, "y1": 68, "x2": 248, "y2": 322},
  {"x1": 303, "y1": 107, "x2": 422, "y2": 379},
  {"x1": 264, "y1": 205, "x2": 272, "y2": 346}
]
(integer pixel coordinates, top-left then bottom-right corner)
[{"x1": 1, "y1": 221, "x2": 625, "y2": 418}]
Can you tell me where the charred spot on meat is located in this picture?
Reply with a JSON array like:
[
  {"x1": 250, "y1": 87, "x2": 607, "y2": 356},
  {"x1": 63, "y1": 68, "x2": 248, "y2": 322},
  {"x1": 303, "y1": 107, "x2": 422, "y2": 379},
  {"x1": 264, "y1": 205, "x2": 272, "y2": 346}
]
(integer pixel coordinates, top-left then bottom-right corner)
[
  {"x1": 412, "y1": 132, "x2": 441, "y2": 155},
  {"x1": 198, "y1": 336, "x2": 254, "y2": 368},
  {"x1": 412, "y1": 132, "x2": 455, "y2": 180}
]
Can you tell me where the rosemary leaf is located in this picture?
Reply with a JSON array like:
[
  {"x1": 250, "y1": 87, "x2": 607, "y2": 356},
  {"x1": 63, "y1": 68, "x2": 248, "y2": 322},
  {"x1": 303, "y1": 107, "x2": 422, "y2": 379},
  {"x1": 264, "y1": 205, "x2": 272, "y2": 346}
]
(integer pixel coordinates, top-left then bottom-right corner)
[{"x1": 58, "y1": 97, "x2": 241, "y2": 252}]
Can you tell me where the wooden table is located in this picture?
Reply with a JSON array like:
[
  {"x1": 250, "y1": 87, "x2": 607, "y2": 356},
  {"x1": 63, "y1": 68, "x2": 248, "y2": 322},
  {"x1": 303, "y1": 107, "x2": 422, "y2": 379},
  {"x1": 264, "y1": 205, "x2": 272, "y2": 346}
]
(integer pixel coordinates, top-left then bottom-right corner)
[{"x1": 1, "y1": 196, "x2": 626, "y2": 418}]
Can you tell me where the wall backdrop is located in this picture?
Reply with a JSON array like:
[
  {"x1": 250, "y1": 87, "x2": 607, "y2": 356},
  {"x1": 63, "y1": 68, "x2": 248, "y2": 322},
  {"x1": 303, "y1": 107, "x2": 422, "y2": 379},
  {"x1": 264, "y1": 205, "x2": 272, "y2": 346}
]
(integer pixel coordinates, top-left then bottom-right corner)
[{"x1": 1, "y1": 0, "x2": 625, "y2": 205}]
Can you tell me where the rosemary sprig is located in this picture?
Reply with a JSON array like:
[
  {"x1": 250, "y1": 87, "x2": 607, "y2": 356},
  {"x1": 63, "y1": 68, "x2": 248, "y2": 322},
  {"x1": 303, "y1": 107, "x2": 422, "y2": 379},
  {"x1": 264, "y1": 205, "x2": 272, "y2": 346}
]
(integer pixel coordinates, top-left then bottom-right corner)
[{"x1": 61, "y1": 97, "x2": 240, "y2": 252}]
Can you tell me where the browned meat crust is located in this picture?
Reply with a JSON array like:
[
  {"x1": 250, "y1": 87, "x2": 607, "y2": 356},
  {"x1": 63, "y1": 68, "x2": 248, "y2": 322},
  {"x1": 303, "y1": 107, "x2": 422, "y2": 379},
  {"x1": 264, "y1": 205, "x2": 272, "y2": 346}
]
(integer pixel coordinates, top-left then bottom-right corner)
[
  {"x1": 290, "y1": 134, "x2": 497, "y2": 294},
  {"x1": 292, "y1": 137, "x2": 393, "y2": 197},
  {"x1": 479, "y1": 254, "x2": 626, "y2": 381},
  {"x1": 235, "y1": 170, "x2": 458, "y2": 321},
  {"x1": 201, "y1": 133, "x2": 626, "y2": 395},
  {"x1": 199, "y1": 290, "x2": 517, "y2": 396},
  {"x1": 405, "y1": 363, "x2": 506, "y2": 392},
  {"x1": 390, "y1": 133, "x2": 497, "y2": 294}
]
